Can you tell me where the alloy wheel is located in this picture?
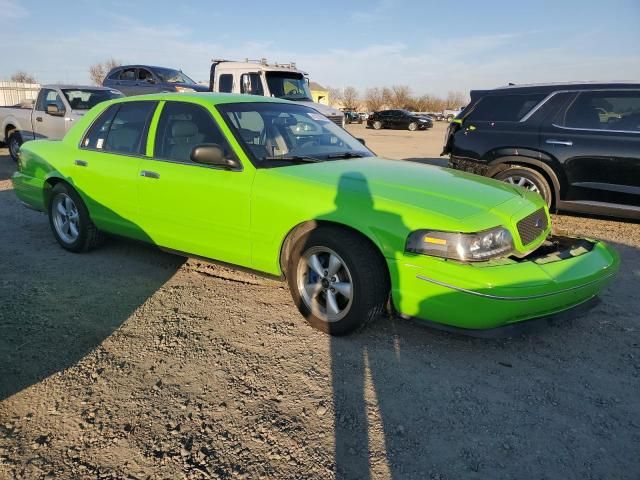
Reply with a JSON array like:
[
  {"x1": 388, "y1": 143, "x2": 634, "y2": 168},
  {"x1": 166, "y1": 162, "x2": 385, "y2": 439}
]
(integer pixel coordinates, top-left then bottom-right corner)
[
  {"x1": 52, "y1": 193, "x2": 81, "y2": 244},
  {"x1": 504, "y1": 175, "x2": 541, "y2": 194},
  {"x1": 296, "y1": 246, "x2": 353, "y2": 322},
  {"x1": 9, "y1": 137, "x2": 20, "y2": 159}
]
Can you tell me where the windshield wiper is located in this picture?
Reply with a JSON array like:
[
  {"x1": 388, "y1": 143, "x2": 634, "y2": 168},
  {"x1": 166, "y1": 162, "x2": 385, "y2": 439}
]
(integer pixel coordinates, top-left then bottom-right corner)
[
  {"x1": 325, "y1": 152, "x2": 367, "y2": 159},
  {"x1": 263, "y1": 155, "x2": 322, "y2": 163}
]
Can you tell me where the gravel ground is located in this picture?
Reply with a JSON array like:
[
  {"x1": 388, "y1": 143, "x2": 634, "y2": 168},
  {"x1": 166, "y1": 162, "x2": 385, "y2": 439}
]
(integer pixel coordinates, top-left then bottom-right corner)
[{"x1": 0, "y1": 134, "x2": 639, "y2": 480}]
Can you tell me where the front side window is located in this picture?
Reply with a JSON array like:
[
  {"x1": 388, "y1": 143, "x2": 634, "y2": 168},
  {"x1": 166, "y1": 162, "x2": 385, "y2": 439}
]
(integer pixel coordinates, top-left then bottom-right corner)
[
  {"x1": 265, "y1": 72, "x2": 312, "y2": 101},
  {"x1": 560, "y1": 91, "x2": 640, "y2": 132},
  {"x1": 219, "y1": 102, "x2": 373, "y2": 167},
  {"x1": 154, "y1": 101, "x2": 236, "y2": 164},
  {"x1": 137, "y1": 69, "x2": 154, "y2": 82},
  {"x1": 81, "y1": 101, "x2": 156, "y2": 154},
  {"x1": 241, "y1": 73, "x2": 264, "y2": 96},
  {"x1": 62, "y1": 89, "x2": 123, "y2": 110},
  {"x1": 467, "y1": 93, "x2": 546, "y2": 122},
  {"x1": 36, "y1": 89, "x2": 65, "y2": 112},
  {"x1": 218, "y1": 74, "x2": 234, "y2": 93}
]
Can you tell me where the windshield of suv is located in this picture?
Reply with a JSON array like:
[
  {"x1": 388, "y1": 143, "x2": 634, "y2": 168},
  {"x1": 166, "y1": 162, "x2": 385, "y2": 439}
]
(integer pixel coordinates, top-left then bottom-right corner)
[
  {"x1": 153, "y1": 67, "x2": 196, "y2": 85},
  {"x1": 265, "y1": 72, "x2": 313, "y2": 101},
  {"x1": 219, "y1": 102, "x2": 373, "y2": 167},
  {"x1": 62, "y1": 89, "x2": 124, "y2": 110}
]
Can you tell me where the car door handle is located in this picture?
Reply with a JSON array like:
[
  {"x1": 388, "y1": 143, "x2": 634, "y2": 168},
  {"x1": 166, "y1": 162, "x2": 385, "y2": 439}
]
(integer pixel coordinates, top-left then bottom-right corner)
[
  {"x1": 74, "y1": 159, "x2": 88, "y2": 167},
  {"x1": 545, "y1": 139, "x2": 573, "y2": 146},
  {"x1": 140, "y1": 170, "x2": 160, "y2": 179},
  {"x1": 35, "y1": 117, "x2": 43, "y2": 122}
]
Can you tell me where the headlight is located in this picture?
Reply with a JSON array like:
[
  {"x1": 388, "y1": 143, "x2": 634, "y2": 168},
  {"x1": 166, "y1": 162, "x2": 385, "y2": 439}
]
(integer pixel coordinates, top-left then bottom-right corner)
[
  {"x1": 406, "y1": 227, "x2": 514, "y2": 261},
  {"x1": 175, "y1": 86, "x2": 195, "y2": 93}
]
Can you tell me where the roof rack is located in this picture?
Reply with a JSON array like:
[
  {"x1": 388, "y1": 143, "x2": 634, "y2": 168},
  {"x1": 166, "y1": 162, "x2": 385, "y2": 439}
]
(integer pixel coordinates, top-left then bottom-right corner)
[{"x1": 210, "y1": 58, "x2": 298, "y2": 69}]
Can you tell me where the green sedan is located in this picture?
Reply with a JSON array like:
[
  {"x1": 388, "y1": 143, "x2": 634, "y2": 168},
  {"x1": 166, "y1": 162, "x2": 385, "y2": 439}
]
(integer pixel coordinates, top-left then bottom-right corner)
[{"x1": 11, "y1": 93, "x2": 619, "y2": 335}]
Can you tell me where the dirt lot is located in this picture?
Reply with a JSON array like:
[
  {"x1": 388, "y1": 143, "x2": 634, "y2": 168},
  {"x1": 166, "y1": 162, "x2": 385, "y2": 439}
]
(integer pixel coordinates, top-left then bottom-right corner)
[{"x1": 1, "y1": 125, "x2": 639, "y2": 480}]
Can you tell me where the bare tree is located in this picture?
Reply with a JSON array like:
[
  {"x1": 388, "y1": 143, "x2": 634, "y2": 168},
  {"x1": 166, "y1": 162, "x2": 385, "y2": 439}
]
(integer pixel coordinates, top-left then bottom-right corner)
[
  {"x1": 364, "y1": 87, "x2": 385, "y2": 112},
  {"x1": 327, "y1": 87, "x2": 343, "y2": 107},
  {"x1": 89, "y1": 58, "x2": 122, "y2": 86},
  {"x1": 390, "y1": 85, "x2": 412, "y2": 109},
  {"x1": 10, "y1": 71, "x2": 37, "y2": 83},
  {"x1": 342, "y1": 86, "x2": 359, "y2": 110},
  {"x1": 446, "y1": 91, "x2": 468, "y2": 109}
]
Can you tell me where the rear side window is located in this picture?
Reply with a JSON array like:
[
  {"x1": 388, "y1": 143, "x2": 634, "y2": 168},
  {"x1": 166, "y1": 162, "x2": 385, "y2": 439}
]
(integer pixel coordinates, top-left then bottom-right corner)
[
  {"x1": 82, "y1": 101, "x2": 157, "y2": 154},
  {"x1": 560, "y1": 91, "x2": 640, "y2": 132},
  {"x1": 467, "y1": 93, "x2": 546, "y2": 122},
  {"x1": 119, "y1": 68, "x2": 136, "y2": 81},
  {"x1": 219, "y1": 74, "x2": 233, "y2": 93}
]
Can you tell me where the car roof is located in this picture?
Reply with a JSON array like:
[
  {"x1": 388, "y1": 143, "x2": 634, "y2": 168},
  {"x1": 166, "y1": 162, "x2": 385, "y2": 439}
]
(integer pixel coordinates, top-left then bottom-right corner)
[
  {"x1": 106, "y1": 92, "x2": 292, "y2": 106},
  {"x1": 471, "y1": 81, "x2": 640, "y2": 100},
  {"x1": 43, "y1": 84, "x2": 117, "y2": 90}
]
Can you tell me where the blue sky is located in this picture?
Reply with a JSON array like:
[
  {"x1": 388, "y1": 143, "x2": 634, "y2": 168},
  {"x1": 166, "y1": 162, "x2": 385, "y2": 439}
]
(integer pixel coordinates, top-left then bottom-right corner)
[{"x1": 1, "y1": 0, "x2": 639, "y2": 96}]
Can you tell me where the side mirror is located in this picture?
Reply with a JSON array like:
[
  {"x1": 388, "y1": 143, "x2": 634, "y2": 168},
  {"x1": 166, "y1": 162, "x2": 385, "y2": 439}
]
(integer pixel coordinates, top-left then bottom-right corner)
[
  {"x1": 241, "y1": 75, "x2": 252, "y2": 93},
  {"x1": 357, "y1": 138, "x2": 366, "y2": 146},
  {"x1": 190, "y1": 144, "x2": 240, "y2": 169},
  {"x1": 145, "y1": 77, "x2": 155, "y2": 84},
  {"x1": 46, "y1": 104, "x2": 65, "y2": 116}
]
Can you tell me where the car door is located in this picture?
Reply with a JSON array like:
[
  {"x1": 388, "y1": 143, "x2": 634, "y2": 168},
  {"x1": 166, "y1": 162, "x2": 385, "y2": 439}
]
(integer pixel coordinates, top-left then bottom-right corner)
[
  {"x1": 32, "y1": 89, "x2": 67, "y2": 140},
  {"x1": 73, "y1": 101, "x2": 158, "y2": 238},
  {"x1": 542, "y1": 90, "x2": 640, "y2": 206},
  {"x1": 137, "y1": 100, "x2": 253, "y2": 267}
]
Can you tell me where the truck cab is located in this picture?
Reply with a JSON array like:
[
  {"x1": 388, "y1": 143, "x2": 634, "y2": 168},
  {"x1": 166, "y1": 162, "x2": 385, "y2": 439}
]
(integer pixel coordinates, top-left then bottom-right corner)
[{"x1": 209, "y1": 59, "x2": 345, "y2": 127}]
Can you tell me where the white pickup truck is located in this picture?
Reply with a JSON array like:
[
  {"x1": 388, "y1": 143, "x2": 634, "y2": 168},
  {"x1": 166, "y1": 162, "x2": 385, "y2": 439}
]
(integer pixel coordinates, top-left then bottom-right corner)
[
  {"x1": 0, "y1": 84, "x2": 123, "y2": 161},
  {"x1": 209, "y1": 59, "x2": 345, "y2": 127}
]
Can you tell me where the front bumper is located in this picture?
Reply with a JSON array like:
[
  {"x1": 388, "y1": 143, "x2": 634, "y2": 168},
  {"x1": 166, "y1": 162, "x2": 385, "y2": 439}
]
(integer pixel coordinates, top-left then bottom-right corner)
[{"x1": 388, "y1": 235, "x2": 619, "y2": 331}]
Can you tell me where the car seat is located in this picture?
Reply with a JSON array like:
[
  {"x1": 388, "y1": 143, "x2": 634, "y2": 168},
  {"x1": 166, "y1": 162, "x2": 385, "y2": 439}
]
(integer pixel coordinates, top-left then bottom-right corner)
[{"x1": 168, "y1": 121, "x2": 205, "y2": 161}]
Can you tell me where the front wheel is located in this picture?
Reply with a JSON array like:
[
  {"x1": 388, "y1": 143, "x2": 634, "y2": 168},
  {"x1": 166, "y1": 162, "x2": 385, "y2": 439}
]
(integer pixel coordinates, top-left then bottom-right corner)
[
  {"x1": 494, "y1": 166, "x2": 553, "y2": 206},
  {"x1": 408, "y1": 122, "x2": 417, "y2": 131},
  {"x1": 7, "y1": 131, "x2": 22, "y2": 162},
  {"x1": 287, "y1": 227, "x2": 389, "y2": 335},
  {"x1": 372, "y1": 120, "x2": 382, "y2": 130},
  {"x1": 48, "y1": 183, "x2": 103, "y2": 252}
]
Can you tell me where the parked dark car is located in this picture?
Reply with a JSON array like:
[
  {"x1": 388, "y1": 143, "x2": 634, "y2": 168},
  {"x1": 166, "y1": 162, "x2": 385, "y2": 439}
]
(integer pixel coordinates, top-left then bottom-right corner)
[
  {"x1": 343, "y1": 110, "x2": 362, "y2": 124},
  {"x1": 443, "y1": 82, "x2": 640, "y2": 220},
  {"x1": 367, "y1": 109, "x2": 433, "y2": 131},
  {"x1": 103, "y1": 65, "x2": 208, "y2": 96}
]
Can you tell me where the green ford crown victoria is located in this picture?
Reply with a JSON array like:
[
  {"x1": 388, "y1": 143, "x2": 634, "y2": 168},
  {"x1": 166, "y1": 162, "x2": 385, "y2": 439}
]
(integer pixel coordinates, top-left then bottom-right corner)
[{"x1": 12, "y1": 93, "x2": 619, "y2": 335}]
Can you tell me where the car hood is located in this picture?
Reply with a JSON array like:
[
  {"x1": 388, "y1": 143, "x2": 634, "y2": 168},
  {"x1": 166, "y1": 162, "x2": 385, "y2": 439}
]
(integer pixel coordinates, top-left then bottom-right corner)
[
  {"x1": 271, "y1": 157, "x2": 527, "y2": 222},
  {"x1": 297, "y1": 101, "x2": 344, "y2": 118}
]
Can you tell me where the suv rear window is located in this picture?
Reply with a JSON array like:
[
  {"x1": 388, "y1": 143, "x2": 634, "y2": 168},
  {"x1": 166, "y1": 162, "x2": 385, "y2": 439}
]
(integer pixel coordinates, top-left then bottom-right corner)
[{"x1": 466, "y1": 93, "x2": 546, "y2": 122}]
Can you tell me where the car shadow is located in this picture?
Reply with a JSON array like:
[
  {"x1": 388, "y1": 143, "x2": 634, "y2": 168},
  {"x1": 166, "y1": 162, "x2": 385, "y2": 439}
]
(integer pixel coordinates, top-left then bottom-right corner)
[
  {"x1": 0, "y1": 151, "x2": 15, "y2": 181},
  {"x1": 0, "y1": 187, "x2": 185, "y2": 400},
  {"x1": 319, "y1": 173, "x2": 638, "y2": 479}
]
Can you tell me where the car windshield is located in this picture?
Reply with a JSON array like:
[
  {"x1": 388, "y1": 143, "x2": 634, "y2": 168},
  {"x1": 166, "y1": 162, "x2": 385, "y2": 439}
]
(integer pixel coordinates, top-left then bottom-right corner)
[
  {"x1": 61, "y1": 89, "x2": 124, "y2": 110},
  {"x1": 265, "y1": 72, "x2": 313, "y2": 101},
  {"x1": 153, "y1": 67, "x2": 196, "y2": 85},
  {"x1": 219, "y1": 102, "x2": 374, "y2": 167}
]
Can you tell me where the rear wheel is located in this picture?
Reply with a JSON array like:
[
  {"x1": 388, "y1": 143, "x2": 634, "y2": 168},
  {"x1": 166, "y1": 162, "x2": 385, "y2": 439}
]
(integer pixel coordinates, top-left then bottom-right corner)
[
  {"x1": 48, "y1": 183, "x2": 103, "y2": 252},
  {"x1": 287, "y1": 227, "x2": 389, "y2": 335},
  {"x1": 494, "y1": 166, "x2": 553, "y2": 206},
  {"x1": 372, "y1": 120, "x2": 382, "y2": 130},
  {"x1": 7, "y1": 131, "x2": 22, "y2": 162}
]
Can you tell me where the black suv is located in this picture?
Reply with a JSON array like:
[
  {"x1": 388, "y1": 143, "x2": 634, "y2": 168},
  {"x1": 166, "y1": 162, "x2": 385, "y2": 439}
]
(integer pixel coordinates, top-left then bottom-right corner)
[
  {"x1": 367, "y1": 110, "x2": 433, "y2": 131},
  {"x1": 443, "y1": 82, "x2": 640, "y2": 220}
]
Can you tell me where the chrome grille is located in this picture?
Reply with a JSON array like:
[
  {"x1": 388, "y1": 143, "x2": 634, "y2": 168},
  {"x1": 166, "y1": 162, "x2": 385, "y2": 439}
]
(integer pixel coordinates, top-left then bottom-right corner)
[
  {"x1": 327, "y1": 115, "x2": 344, "y2": 127},
  {"x1": 517, "y1": 208, "x2": 548, "y2": 246}
]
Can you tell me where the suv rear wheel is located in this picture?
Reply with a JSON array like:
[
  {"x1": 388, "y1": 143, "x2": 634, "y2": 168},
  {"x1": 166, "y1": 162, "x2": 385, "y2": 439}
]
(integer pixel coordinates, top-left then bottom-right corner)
[{"x1": 494, "y1": 166, "x2": 553, "y2": 206}]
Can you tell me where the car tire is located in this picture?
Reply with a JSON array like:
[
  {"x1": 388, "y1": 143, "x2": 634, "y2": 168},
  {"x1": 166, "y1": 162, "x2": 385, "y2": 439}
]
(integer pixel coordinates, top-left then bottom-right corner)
[
  {"x1": 287, "y1": 226, "x2": 389, "y2": 336},
  {"x1": 408, "y1": 122, "x2": 417, "y2": 131},
  {"x1": 48, "y1": 183, "x2": 103, "y2": 253},
  {"x1": 7, "y1": 130, "x2": 22, "y2": 162},
  {"x1": 372, "y1": 121, "x2": 382, "y2": 130},
  {"x1": 494, "y1": 166, "x2": 553, "y2": 206}
]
